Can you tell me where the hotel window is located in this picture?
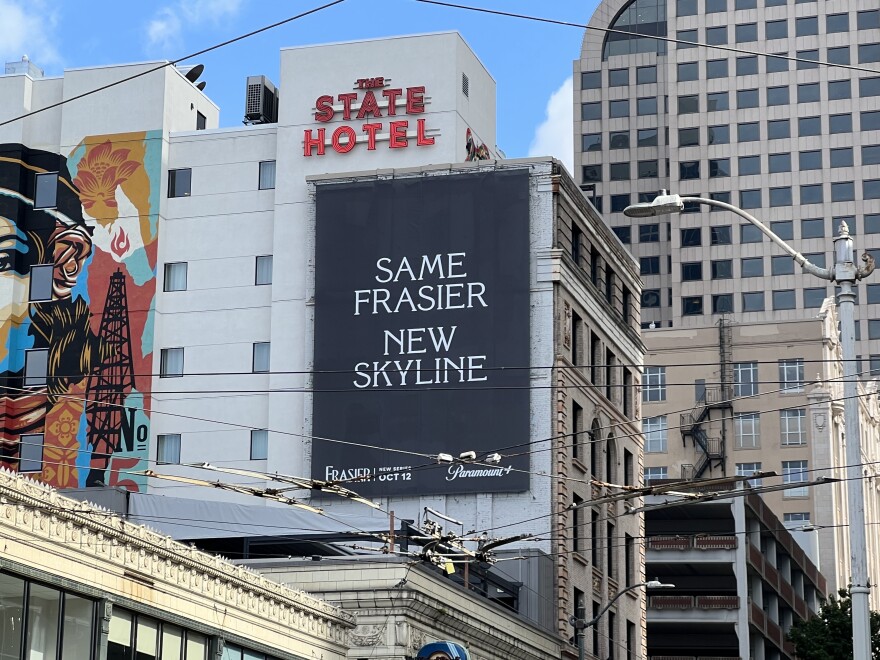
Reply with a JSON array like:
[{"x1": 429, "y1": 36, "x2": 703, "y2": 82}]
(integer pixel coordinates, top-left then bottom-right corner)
[
  {"x1": 736, "y1": 462, "x2": 763, "y2": 486},
  {"x1": 258, "y1": 160, "x2": 276, "y2": 190},
  {"x1": 643, "y1": 366, "x2": 666, "y2": 402},
  {"x1": 168, "y1": 168, "x2": 192, "y2": 198},
  {"x1": 19, "y1": 433, "x2": 44, "y2": 472},
  {"x1": 160, "y1": 348, "x2": 184, "y2": 378},
  {"x1": 644, "y1": 416, "x2": 667, "y2": 453},
  {"x1": 157, "y1": 434, "x2": 182, "y2": 464},
  {"x1": 781, "y1": 409, "x2": 807, "y2": 446},
  {"x1": 734, "y1": 362, "x2": 759, "y2": 396},
  {"x1": 860, "y1": 78, "x2": 880, "y2": 97},
  {"x1": 644, "y1": 466, "x2": 668, "y2": 483},
  {"x1": 779, "y1": 359, "x2": 804, "y2": 392},
  {"x1": 784, "y1": 512, "x2": 811, "y2": 527},
  {"x1": 255, "y1": 255, "x2": 273, "y2": 285},
  {"x1": 783, "y1": 460, "x2": 809, "y2": 497},
  {"x1": 250, "y1": 430, "x2": 269, "y2": 460},
  {"x1": 735, "y1": 413, "x2": 760, "y2": 448},
  {"x1": 252, "y1": 342, "x2": 270, "y2": 373},
  {"x1": 163, "y1": 262, "x2": 188, "y2": 292},
  {"x1": 28, "y1": 265, "x2": 54, "y2": 302},
  {"x1": 24, "y1": 349, "x2": 48, "y2": 387},
  {"x1": 707, "y1": 0, "x2": 726, "y2": 12},
  {"x1": 582, "y1": 165, "x2": 602, "y2": 183},
  {"x1": 34, "y1": 172, "x2": 58, "y2": 209}
]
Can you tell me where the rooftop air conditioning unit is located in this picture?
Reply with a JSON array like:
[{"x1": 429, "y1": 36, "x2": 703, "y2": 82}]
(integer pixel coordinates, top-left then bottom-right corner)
[{"x1": 244, "y1": 75, "x2": 279, "y2": 124}]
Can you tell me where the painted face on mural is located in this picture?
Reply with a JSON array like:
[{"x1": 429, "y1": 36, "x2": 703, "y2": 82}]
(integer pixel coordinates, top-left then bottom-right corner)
[{"x1": 0, "y1": 215, "x2": 35, "y2": 366}]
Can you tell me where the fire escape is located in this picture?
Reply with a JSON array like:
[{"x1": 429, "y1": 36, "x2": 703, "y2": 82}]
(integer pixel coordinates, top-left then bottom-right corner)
[
  {"x1": 85, "y1": 270, "x2": 136, "y2": 487},
  {"x1": 680, "y1": 318, "x2": 733, "y2": 480}
]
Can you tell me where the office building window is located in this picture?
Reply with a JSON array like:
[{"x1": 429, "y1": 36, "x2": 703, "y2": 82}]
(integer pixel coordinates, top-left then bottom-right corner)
[
  {"x1": 795, "y1": 16, "x2": 818, "y2": 36},
  {"x1": 168, "y1": 168, "x2": 192, "y2": 198},
  {"x1": 831, "y1": 147, "x2": 854, "y2": 168},
  {"x1": 734, "y1": 362, "x2": 758, "y2": 397},
  {"x1": 24, "y1": 349, "x2": 48, "y2": 387},
  {"x1": 867, "y1": 180, "x2": 880, "y2": 199},
  {"x1": 803, "y1": 287, "x2": 827, "y2": 308},
  {"x1": 582, "y1": 134, "x2": 602, "y2": 152},
  {"x1": 643, "y1": 366, "x2": 666, "y2": 402},
  {"x1": 832, "y1": 182, "x2": 855, "y2": 202},
  {"x1": 829, "y1": 80, "x2": 852, "y2": 101},
  {"x1": 860, "y1": 78, "x2": 880, "y2": 97},
  {"x1": 707, "y1": 0, "x2": 726, "y2": 12},
  {"x1": 799, "y1": 150, "x2": 822, "y2": 171},
  {"x1": 772, "y1": 289, "x2": 796, "y2": 310},
  {"x1": 682, "y1": 262, "x2": 703, "y2": 281},
  {"x1": 861, "y1": 44, "x2": 880, "y2": 64},
  {"x1": 770, "y1": 187, "x2": 792, "y2": 207},
  {"x1": 801, "y1": 184, "x2": 824, "y2": 204},
  {"x1": 736, "y1": 0, "x2": 756, "y2": 7},
  {"x1": 255, "y1": 255, "x2": 273, "y2": 285},
  {"x1": 771, "y1": 221, "x2": 793, "y2": 241},
  {"x1": 677, "y1": 29, "x2": 698, "y2": 47},
  {"x1": 581, "y1": 71, "x2": 601, "y2": 89},
  {"x1": 678, "y1": 94, "x2": 700, "y2": 114},
  {"x1": 637, "y1": 66, "x2": 657, "y2": 84},
  {"x1": 768, "y1": 154, "x2": 791, "y2": 174},
  {"x1": 637, "y1": 97, "x2": 657, "y2": 115},
  {"x1": 865, "y1": 145, "x2": 880, "y2": 165},
  {"x1": 678, "y1": 62, "x2": 698, "y2": 81},
  {"x1": 710, "y1": 192, "x2": 731, "y2": 207},
  {"x1": 767, "y1": 119, "x2": 790, "y2": 139},
  {"x1": 828, "y1": 46, "x2": 850, "y2": 65},
  {"x1": 706, "y1": 59, "x2": 728, "y2": 79},
  {"x1": 680, "y1": 228, "x2": 701, "y2": 247},
  {"x1": 611, "y1": 194, "x2": 631, "y2": 213},
  {"x1": 827, "y1": 13, "x2": 849, "y2": 32},
  {"x1": 252, "y1": 342, "x2": 270, "y2": 373},
  {"x1": 679, "y1": 127, "x2": 699, "y2": 146},
  {"x1": 34, "y1": 172, "x2": 58, "y2": 209},
  {"x1": 160, "y1": 348, "x2": 184, "y2": 378},
  {"x1": 609, "y1": 100, "x2": 630, "y2": 118},
  {"x1": 640, "y1": 257, "x2": 660, "y2": 275},
  {"x1": 737, "y1": 88, "x2": 759, "y2": 108},
  {"x1": 798, "y1": 116, "x2": 821, "y2": 136},
  {"x1": 582, "y1": 165, "x2": 602, "y2": 183},
  {"x1": 779, "y1": 359, "x2": 805, "y2": 392},
  {"x1": 739, "y1": 156, "x2": 760, "y2": 176},
  {"x1": 830, "y1": 114, "x2": 852, "y2": 134},
  {"x1": 638, "y1": 160, "x2": 659, "y2": 179},
  {"x1": 736, "y1": 462, "x2": 763, "y2": 486},
  {"x1": 708, "y1": 125, "x2": 729, "y2": 145},
  {"x1": 804, "y1": 252, "x2": 825, "y2": 268},
  {"x1": 258, "y1": 160, "x2": 276, "y2": 190},
  {"x1": 710, "y1": 226, "x2": 731, "y2": 246},
  {"x1": 783, "y1": 460, "x2": 809, "y2": 497},
  {"x1": 642, "y1": 289, "x2": 661, "y2": 308},
  {"x1": 741, "y1": 258, "x2": 763, "y2": 278},
  {"x1": 738, "y1": 122, "x2": 760, "y2": 142},
  {"x1": 797, "y1": 83, "x2": 820, "y2": 103},
  {"x1": 157, "y1": 434, "x2": 182, "y2": 464},
  {"x1": 737, "y1": 57, "x2": 758, "y2": 76},
  {"x1": 582, "y1": 103, "x2": 601, "y2": 120},
  {"x1": 707, "y1": 26, "x2": 727, "y2": 45},
  {"x1": 707, "y1": 92, "x2": 729, "y2": 111},
  {"x1": 735, "y1": 23, "x2": 758, "y2": 42},
  {"x1": 612, "y1": 227, "x2": 631, "y2": 244},
  {"x1": 640, "y1": 224, "x2": 660, "y2": 243},
  {"x1": 644, "y1": 416, "x2": 667, "y2": 452},
  {"x1": 709, "y1": 159, "x2": 730, "y2": 178},
  {"x1": 797, "y1": 49, "x2": 819, "y2": 70},
  {"x1": 767, "y1": 53, "x2": 789, "y2": 73},
  {"x1": 743, "y1": 291, "x2": 765, "y2": 312},
  {"x1": 163, "y1": 262, "x2": 188, "y2": 292},
  {"x1": 250, "y1": 430, "x2": 269, "y2": 460},
  {"x1": 28, "y1": 265, "x2": 54, "y2": 302},
  {"x1": 644, "y1": 466, "x2": 668, "y2": 483},
  {"x1": 766, "y1": 19, "x2": 787, "y2": 39},
  {"x1": 679, "y1": 161, "x2": 700, "y2": 180},
  {"x1": 772, "y1": 255, "x2": 795, "y2": 276},
  {"x1": 859, "y1": 10, "x2": 880, "y2": 30},
  {"x1": 609, "y1": 131, "x2": 630, "y2": 149},
  {"x1": 610, "y1": 163, "x2": 630, "y2": 180},
  {"x1": 713, "y1": 294, "x2": 733, "y2": 314},
  {"x1": 741, "y1": 224, "x2": 762, "y2": 243},
  {"x1": 765, "y1": 86, "x2": 788, "y2": 106},
  {"x1": 637, "y1": 129, "x2": 658, "y2": 146},
  {"x1": 609, "y1": 68, "x2": 629, "y2": 86},
  {"x1": 740, "y1": 189, "x2": 761, "y2": 209},
  {"x1": 711, "y1": 259, "x2": 733, "y2": 280}
]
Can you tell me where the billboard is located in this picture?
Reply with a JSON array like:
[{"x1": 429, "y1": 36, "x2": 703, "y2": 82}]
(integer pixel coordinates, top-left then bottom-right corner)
[{"x1": 311, "y1": 170, "x2": 530, "y2": 496}]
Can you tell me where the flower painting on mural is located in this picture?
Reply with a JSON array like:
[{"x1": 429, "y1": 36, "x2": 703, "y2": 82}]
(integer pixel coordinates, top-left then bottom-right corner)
[{"x1": 0, "y1": 134, "x2": 160, "y2": 492}]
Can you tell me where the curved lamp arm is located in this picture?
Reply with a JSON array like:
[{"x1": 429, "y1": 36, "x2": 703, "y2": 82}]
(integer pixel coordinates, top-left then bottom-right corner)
[{"x1": 570, "y1": 580, "x2": 674, "y2": 630}]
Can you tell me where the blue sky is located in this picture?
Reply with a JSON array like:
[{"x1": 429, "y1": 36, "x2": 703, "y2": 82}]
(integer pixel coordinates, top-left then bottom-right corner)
[{"x1": 1, "y1": 0, "x2": 599, "y2": 171}]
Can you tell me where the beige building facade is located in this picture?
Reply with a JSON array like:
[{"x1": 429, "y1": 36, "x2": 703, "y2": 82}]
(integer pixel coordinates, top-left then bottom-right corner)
[
  {"x1": 642, "y1": 300, "x2": 880, "y2": 605},
  {"x1": 0, "y1": 468, "x2": 352, "y2": 660}
]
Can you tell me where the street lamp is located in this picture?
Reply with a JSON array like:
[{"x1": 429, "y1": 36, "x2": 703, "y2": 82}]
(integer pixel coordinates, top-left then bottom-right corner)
[
  {"x1": 570, "y1": 579, "x2": 674, "y2": 660},
  {"x1": 624, "y1": 191, "x2": 875, "y2": 660}
]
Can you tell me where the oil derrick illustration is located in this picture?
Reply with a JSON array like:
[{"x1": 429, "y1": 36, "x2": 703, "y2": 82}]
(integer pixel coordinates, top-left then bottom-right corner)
[{"x1": 85, "y1": 270, "x2": 136, "y2": 486}]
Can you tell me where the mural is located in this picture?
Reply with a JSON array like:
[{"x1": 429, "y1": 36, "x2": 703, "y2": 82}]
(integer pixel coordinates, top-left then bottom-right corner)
[
  {"x1": 464, "y1": 128, "x2": 491, "y2": 161},
  {"x1": 0, "y1": 133, "x2": 160, "y2": 491}
]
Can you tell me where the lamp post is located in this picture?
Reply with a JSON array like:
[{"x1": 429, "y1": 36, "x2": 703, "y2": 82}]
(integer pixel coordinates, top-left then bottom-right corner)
[
  {"x1": 570, "y1": 579, "x2": 674, "y2": 660},
  {"x1": 624, "y1": 191, "x2": 875, "y2": 660}
]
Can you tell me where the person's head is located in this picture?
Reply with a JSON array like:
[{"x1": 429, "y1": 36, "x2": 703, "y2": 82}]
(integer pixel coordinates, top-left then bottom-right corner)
[{"x1": 0, "y1": 144, "x2": 92, "y2": 379}]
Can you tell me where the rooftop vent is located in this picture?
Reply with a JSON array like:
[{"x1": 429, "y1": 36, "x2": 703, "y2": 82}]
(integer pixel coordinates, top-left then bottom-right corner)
[
  {"x1": 244, "y1": 75, "x2": 279, "y2": 125},
  {"x1": 5, "y1": 55, "x2": 43, "y2": 78}
]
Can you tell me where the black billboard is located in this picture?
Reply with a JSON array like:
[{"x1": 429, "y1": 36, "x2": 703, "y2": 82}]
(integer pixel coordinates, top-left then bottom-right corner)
[{"x1": 311, "y1": 170, "x2": 531, "y2": 496}]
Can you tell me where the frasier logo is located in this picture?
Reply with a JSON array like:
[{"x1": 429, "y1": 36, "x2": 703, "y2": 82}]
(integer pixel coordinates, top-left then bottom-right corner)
[{"x1": 303, "y1": 79, "x2": 437, "y2": 157}]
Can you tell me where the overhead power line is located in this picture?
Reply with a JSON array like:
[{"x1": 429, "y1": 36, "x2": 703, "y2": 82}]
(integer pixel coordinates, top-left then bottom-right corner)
[{"x1": 0, "y1": 1, "x2": 347, "y2": 128}]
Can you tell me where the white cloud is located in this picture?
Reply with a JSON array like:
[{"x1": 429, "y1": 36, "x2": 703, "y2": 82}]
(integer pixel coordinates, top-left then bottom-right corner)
[
  {"x1": 0, "y1": 0, "x2": 61, "y2": 71},
  {"x1": 146, "y1": 0, "x2": 243, "y2": 54},
  {"x1": 528, "y1": 77, "x2": 574, "y2": 175}
]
